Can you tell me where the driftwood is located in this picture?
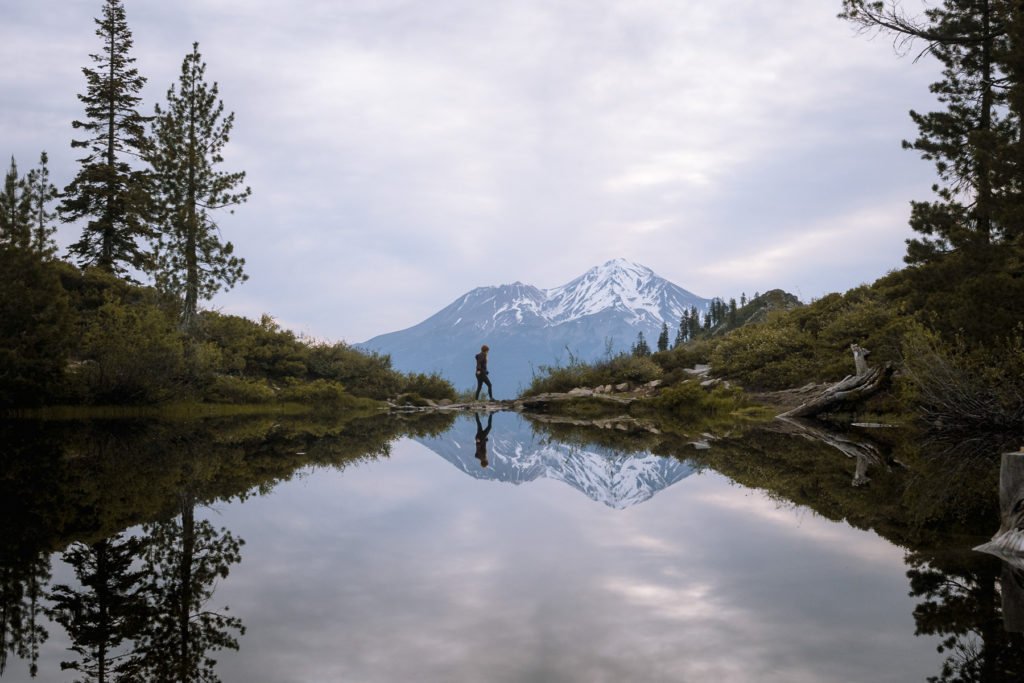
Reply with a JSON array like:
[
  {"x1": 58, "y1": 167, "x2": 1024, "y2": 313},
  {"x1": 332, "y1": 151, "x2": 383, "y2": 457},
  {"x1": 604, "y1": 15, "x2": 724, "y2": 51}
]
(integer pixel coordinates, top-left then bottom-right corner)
[
  {"x1": 778, "y1": 343, "x2": 892, "y2": 418},
  {"x1": 973, "y1": 452, "x2": 1024, "y2": 632},
  {"x1": 777, "y1": 415, "x2": 886, "y2": 486}
]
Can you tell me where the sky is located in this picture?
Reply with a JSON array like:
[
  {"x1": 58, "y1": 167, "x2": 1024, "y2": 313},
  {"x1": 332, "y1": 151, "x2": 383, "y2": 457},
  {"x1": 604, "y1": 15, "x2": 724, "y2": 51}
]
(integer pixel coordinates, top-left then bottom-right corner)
[{"x1": 1, "y1": 0, "x2": 943, "y2": 343}]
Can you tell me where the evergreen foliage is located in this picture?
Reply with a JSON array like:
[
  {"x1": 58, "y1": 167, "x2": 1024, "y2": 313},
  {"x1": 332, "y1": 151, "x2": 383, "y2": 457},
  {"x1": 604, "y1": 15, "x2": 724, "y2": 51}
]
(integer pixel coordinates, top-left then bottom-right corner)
[
  {"x1": 48, "y1": 535, "x2": 150, "y2": 682},
  {"x1": 0, "y1": 157, "x2": 31, "y2": 248},
  {"x1": 631, "y1": 331, "x2": 652, "y2": 357},
  {"x1": 149, "y1": 43, "x2": 250, "y2": 331},
  {"x1": 656, "y1": 322, "x2": 670, "y2": 352},
  {"x1": 24, "y1": 152, "x2": 59, "y2": 258},
  {"x1": 61, "y1": 0, "x2": 152, "y2": 277}
]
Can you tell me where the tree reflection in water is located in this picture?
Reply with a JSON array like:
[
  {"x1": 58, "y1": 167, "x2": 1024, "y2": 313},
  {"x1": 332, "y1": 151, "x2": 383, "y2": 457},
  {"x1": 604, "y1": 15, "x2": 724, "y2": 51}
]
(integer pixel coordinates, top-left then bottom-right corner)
[
  {"x1": 137, "y1": 489, "x2": 244, "y2": 682},
  {"x1": 49, "y1": 535, "x2": 149, "y2": 681},
  {"x1": 4, "y1": 410, "x2": 1024, "y2": 680},
  {"x1": 0, "y1": 553, "x2": 50, "y2": 678}
]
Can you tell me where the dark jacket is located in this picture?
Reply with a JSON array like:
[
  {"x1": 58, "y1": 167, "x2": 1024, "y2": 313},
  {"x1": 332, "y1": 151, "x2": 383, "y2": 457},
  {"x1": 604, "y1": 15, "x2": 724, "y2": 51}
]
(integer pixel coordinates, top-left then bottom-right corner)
[{"x1": 475, "y1": 352, "x2": 488, "y2": 376}]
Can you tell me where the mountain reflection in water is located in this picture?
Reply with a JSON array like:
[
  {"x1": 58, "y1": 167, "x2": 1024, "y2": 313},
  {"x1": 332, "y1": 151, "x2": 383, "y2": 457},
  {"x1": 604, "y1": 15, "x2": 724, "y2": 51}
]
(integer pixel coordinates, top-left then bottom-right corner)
[
  {"x1": 417, "y1": 413, "x2": 696, "y2": 508},
  {"x1": 2, "y1": 411, "x2": 1024, "y2": 681}
]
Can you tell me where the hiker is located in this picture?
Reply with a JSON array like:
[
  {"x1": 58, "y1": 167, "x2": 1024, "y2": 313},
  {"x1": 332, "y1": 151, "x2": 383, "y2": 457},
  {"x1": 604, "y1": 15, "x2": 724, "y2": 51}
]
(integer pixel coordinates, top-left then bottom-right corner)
[
  {"x1": 474, "y1": 344, "x2": 494, "y2": 401},
  {"x1": 474, "y1": 412, "x2": 492, "y2": 468}
]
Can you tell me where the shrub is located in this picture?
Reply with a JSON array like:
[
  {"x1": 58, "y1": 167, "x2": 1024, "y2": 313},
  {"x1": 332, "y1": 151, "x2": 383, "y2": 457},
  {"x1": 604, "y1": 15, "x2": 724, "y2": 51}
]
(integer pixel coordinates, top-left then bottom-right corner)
[
  {"x1": 401, "y1": 372, "x2": 456, "y2": 401},
  {"x1": 74, "y1": 293, "x2": 187, "y2": 403},
  {"x1": 278, "y1": 379, "x2": 354, "y2": 406},
  {"x1": 524, "y1": 352, "x2": 663, "y2": 396},
  {"x1": 204, "y1": 376, "x2": 276, "y2": 403}
]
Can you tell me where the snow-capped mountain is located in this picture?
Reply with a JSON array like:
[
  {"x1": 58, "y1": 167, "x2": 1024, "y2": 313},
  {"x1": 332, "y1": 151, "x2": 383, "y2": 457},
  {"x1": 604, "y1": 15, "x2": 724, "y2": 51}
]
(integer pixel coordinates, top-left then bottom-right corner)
[
  {"x1": 360, "y1": 258, "x2": 711, "y2": 393},
  {"x1": 416, "y1": 413, "x2": 697, "y2": 509}
]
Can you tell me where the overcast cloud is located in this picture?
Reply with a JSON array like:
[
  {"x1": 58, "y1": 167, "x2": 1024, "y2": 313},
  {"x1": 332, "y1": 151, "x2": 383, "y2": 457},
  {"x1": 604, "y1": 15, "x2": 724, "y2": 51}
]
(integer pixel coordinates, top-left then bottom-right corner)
[{"x1": 2, "y1": 0, "x2": 941, "y2": 342}]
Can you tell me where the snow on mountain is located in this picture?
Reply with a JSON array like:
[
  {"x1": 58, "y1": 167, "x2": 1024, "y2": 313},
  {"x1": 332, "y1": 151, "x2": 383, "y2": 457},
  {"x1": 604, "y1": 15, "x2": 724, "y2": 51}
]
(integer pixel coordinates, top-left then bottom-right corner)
[
  {"x1": 359, "y1": 259, "x2": 711, "y2": 392},
  {"x1": 416, "y1": 414, "x2": 697, "y2": 509},
  {"x1": 544, "y1": 258, "x2": 694, "y2": 325}
]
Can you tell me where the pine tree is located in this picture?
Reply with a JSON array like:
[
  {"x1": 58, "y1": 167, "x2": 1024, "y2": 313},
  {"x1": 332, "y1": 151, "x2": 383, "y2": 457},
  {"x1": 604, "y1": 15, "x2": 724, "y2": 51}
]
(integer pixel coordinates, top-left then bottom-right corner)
[
  {"x1": 61, "y1": 0, "x2": 152, "y2": 277},
  {"x1": 631, "y1": 331, "x2": 651, "y2": 357},
  {"x1": 840, "y1": 1, "x2": 1012, "y2": 262},
  {"x1": 687, "y1": 305, "x2": 701, "y2": 339},
  {"x1": 656, "y1": 322, "x2": 669, "y2": 352},
  {"x1": 674, "y1": 315, "x2": 686, "y2": 347},
  {"x1": 149, "y1": 43, "x2": 250, "y2": 331},
  {"x1": 24, "y1": 152, "x2": 59, "y2": 258},
  {"x1": 0, "y1": 157, "x2": 31, "y2": 248}
]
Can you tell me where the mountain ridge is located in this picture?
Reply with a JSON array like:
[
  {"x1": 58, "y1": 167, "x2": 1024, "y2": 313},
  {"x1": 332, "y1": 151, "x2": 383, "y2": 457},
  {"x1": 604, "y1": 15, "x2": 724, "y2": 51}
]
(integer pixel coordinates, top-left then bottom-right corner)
[{"x1": 360, "y1": 258, "x2": 712, "y2": 393}]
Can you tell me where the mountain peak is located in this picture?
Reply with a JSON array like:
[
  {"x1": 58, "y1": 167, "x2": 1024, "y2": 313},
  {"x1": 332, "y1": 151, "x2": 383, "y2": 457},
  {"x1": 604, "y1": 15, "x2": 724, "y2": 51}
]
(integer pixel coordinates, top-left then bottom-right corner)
[{"x1": 360, "y1": 260, "x2": 710, "y2": 391}]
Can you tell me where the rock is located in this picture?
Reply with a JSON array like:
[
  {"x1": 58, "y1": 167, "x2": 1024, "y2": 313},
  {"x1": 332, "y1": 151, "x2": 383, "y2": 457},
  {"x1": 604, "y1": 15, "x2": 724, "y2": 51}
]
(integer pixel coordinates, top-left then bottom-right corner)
[
  {"x1": 645, "y1": 379, "x2": 662, "y2": 388},
  {"x1": 615, "y1": 382, "x2": 630, "y2": 392},
  {"x1": 438, "y1": 398, "x2": 453, "y2": 406},
  {"x1": 700, "y1": 378, "x2": 719, "y2": 387},
  {"x1": 568, "y1": 387, "x2": 593, "y2": 397},
  {"x1": 690, "y1": 440, "x2": 711, "y2": 450}
]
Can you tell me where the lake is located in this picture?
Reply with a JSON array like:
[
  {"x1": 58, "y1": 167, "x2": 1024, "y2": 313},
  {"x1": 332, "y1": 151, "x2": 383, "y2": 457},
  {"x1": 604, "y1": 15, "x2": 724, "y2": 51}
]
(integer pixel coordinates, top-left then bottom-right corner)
[{"x1": 2, "y1": 410, "x2": 1021, "y2": 682}]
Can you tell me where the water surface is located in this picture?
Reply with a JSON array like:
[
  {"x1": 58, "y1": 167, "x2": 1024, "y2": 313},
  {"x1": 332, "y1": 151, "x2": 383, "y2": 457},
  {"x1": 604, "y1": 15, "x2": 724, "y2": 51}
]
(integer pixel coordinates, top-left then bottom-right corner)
[{"x1": 2, "y1": 411, "x2": 1020, "y2": 681}]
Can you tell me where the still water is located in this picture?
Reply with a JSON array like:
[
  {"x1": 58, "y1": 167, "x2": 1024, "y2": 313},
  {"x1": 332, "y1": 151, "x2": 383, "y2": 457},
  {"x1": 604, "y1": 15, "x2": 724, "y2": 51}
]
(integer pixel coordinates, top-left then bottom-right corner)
[{"x1": 2, "y1": 410, "x2": 1021, "y2": 681}]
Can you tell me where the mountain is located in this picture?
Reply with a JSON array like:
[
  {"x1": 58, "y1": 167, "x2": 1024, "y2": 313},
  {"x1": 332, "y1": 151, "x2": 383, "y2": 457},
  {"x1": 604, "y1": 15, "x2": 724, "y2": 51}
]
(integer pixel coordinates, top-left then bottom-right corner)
[
  {"x1": 415, "y1": 413, "x2": 697, "y2": 509},
  {"x1": 360, "y1": 258, "x2": 711, "y2": 393}
]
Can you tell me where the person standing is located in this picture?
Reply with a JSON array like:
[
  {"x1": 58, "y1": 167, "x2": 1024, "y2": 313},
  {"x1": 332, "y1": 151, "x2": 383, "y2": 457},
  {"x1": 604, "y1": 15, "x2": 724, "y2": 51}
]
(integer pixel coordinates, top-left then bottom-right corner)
[{"x1": 474, "y1": 344, "x2": 494, "y2": 401}]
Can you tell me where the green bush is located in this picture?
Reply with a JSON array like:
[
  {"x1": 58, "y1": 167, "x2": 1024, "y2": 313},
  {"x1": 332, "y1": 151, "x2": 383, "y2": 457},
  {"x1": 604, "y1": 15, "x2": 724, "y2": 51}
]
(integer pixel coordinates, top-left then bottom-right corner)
[
  {"x1": 278, "y1": 379, "x2": 355, "y2": 406},
  {"x1": 0, "y1": 248, "x2": 72, "y2": 407},
  {"x1": 204, "y1": 376, "x2": 276, "y2": 403},
  {"x1": 402, "y1": 372, "x2": 457, "y2": 401},
  {"x1": 525, "y1": 352, "x2": 663, "y2": 396},
  {"x1": 74, "y1": 293, "x2": 187, "y2": 403}
]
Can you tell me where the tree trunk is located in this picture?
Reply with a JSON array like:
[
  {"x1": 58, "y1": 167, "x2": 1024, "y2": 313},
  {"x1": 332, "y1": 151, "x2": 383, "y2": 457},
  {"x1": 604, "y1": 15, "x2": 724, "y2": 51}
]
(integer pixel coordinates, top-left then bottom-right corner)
[{"x1": 777, "y1": 344, "x2": 891, "y2": 418}]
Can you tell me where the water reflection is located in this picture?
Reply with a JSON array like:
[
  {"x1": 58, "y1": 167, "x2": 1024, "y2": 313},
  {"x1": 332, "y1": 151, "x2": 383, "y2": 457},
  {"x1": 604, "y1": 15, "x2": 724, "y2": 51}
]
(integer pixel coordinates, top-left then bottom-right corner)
[
  {"x1": 474, "y1": 413, "x2": 491, "y2": 468},
  {"x1": 3, "y1": 410, "x2": 1024, "y2": 680},
  {"x1": 419, "y1": 412, "x2": 696, "y2": 509},
  {"x1": 0, "y1": 411, "x2": 454, "y2": 681}
]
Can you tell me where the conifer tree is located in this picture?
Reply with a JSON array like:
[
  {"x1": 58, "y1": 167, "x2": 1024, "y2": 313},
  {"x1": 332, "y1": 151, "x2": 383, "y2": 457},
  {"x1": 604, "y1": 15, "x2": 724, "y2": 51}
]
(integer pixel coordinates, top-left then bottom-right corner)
[
  {"x1": 674, "y1": 316, "x2": 686, "y2": 347},
  {"x1": 631, "y1": 331, "x2": 651, "y2": 357},
  {"x1": 24, "y1": 152, "x2": 59, "y2": 258},
  {"x1": 0, "y1": 157, "x2": 31, "y2": 248},
  {"x1": 657, "y1": 322, "x2": 670, "y2": 352},
  {"x1": 687, "y1": 306, "x2": 701, "y2": 339},
  {"x1": 61, "y1": 0, "x2": 152, "y2": 276},
  {"x1": 840, "y1": 0, "x2": 1012, "y2": 262},
  {"x1": 148, "y1": 43, "x2": 250, "y2": 331}
]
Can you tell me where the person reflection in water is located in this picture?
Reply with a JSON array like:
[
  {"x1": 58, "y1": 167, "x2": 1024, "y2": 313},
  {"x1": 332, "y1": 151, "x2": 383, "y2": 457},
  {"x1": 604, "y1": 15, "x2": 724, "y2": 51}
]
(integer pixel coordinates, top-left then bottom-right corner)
[
  {"x1": 474, "y1": 344, "x2": 494, "y2": 401},
  {"x1": 475, "y1": 413, "x2": 492, "y2": 468}
]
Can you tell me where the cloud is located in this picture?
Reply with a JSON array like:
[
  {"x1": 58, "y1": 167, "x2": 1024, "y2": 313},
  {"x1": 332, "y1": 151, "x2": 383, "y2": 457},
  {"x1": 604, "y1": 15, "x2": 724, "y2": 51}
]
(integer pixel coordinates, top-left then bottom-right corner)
[{"x1": 1, "y1": 0, "x2": 943, "y2": 340}]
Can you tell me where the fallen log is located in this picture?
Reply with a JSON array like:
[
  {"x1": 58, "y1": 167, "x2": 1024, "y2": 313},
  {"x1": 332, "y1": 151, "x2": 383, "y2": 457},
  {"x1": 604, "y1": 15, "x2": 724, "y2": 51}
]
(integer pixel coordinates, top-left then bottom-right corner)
[{"x1": 777, "y1": 343, "x2": 893, "y2": 419}]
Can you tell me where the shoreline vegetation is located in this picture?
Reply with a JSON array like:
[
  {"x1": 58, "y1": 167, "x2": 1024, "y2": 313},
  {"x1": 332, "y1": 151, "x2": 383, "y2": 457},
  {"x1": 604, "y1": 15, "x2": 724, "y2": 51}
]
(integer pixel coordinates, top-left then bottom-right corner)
[{"x1": 3, "y1": 0, "x2": 1024, "y2": 442}]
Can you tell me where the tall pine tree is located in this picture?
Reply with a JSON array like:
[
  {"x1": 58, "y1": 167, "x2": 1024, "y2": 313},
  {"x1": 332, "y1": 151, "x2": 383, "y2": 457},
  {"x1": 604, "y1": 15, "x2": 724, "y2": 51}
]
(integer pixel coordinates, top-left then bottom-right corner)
[
  {"x1": 24, "y1": 152, "x2": 59, "y2": 258},
  {"x1": 61, "y1": 0, "x2": 152, "y2": 277},
  {"x1": 656, "y1": 322, "x2": 669, "y2": 352},
  {"x1": 149, "y1": 43, "x2": 250, "y2": 331},
  {"x1": 0, "y1": 157, "x2": 31, "y2": 249},
  {"x1": 840, "y1": 1, "x2": 1013, "y2": 262}
]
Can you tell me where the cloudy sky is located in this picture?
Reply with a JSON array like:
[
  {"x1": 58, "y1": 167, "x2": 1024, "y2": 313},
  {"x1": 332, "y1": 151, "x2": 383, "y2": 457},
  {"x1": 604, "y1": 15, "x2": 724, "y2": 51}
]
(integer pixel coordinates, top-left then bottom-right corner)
[{"x1": 2, "y1": 0, "x2": 941, "y2": 343}]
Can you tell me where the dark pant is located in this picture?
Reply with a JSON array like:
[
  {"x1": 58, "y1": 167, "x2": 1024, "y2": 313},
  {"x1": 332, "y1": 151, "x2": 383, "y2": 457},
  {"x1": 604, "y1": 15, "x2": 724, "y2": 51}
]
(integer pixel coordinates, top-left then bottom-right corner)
[{"x1": 475, "y1": 374, "x2": 493, "y2": 400}]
